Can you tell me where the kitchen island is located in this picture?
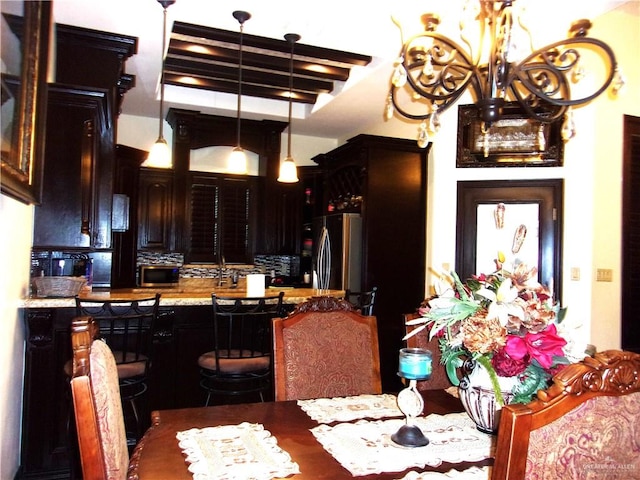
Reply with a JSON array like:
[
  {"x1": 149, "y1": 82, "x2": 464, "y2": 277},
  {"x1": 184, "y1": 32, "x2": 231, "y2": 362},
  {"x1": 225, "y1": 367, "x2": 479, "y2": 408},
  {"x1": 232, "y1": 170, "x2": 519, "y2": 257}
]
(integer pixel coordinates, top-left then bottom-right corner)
[
  {"x1": 20, "y1": 286, "x2": 344, "y2": 308},
  {"x1": 18, "y1": 286, "x2": 343, "y2": 480}
]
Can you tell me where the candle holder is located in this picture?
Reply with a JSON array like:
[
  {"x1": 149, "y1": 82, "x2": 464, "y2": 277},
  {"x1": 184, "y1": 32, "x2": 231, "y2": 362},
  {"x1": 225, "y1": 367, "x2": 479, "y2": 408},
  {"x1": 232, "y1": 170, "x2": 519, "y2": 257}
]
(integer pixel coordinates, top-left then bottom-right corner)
[{"x1": 391, "y1": 348, "x2": 432, "y2": 448}]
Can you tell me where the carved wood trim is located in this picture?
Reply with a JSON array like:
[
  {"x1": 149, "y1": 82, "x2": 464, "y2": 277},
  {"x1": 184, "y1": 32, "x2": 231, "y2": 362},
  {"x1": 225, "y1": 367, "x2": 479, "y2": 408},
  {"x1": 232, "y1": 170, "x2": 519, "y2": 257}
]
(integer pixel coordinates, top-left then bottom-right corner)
[
  {"x1": 127, "y1": 410, "x2": 162, "y2": 480},
  {"x1": 289, "y1": 296, "x2": 355, "y2": 314},
  {"x1": 537, "y1": 349, "x2": 640, "y2": 402}
]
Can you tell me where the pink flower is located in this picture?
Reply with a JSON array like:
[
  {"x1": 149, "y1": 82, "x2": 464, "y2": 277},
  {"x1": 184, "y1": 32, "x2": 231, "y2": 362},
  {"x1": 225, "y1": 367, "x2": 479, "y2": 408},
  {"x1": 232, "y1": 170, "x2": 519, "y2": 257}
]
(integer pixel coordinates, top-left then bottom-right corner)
[
  {"x1": 504, "y1": 324, "x2": 567, "y2": 370},
  {"x1": 491, "y1": 348, "x2": 529, "y2": 376}
]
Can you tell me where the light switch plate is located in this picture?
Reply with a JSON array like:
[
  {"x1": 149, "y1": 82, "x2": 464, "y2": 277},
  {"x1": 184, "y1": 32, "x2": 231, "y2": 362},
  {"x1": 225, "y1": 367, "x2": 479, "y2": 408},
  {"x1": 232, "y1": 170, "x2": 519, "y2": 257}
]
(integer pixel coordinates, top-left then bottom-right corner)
[
  {"x1": 596, "y1": 268, "x2": 613, "y2": 282},
  {"x1": 570, "y1": 267, "x2": 580, "y2": 281}
]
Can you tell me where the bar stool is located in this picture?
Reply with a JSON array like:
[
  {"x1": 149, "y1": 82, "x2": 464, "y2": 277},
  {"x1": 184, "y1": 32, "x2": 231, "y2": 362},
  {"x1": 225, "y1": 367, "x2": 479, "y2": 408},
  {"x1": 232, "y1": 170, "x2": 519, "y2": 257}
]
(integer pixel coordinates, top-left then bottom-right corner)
[
  {"x1": 198, "y1": 292, "x2": 284, "y2": 405},
  {"x1": 73, "y1": 294, "x2": 160, "y2": 444}
]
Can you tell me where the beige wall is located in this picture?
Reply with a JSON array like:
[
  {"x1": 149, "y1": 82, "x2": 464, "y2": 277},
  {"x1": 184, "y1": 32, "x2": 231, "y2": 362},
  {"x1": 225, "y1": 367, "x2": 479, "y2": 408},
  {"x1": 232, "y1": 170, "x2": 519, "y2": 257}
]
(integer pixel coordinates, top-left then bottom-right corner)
[
  {"x1": 0, "y1": 195, "x2": 32, "y2": 479},
  {"x1": 590, "y1": 2, "x2": 640, "y2": 348}
]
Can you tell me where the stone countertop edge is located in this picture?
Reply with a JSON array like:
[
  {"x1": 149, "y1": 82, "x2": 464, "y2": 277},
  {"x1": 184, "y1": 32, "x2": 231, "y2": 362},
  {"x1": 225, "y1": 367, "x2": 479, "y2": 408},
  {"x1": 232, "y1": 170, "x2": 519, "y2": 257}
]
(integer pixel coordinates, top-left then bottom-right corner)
[{"x1": 19, "y1": 288, "x2": 345, "y2": 309}]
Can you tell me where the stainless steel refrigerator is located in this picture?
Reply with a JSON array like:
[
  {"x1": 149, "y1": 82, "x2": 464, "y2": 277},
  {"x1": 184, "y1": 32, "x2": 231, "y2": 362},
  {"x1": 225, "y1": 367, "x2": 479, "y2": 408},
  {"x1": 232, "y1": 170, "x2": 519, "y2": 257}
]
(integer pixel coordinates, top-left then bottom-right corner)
[{"x1": 312, "y1": 213, "x2": 362, "y2": 291}]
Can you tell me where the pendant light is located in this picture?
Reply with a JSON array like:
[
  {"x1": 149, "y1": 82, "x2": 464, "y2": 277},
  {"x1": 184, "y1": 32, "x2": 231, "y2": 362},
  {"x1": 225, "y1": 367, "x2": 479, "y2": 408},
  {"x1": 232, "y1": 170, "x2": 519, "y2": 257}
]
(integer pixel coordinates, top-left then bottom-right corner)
[
  {"x1": 277, "y1": 33, "x2": 300, "y2": 183},
  {"x1": 142, "y1": 0, "x2": 175, "y2": 168},
  {"x1": 228, "y1": 10, "x2": 251, "y2": 175}
]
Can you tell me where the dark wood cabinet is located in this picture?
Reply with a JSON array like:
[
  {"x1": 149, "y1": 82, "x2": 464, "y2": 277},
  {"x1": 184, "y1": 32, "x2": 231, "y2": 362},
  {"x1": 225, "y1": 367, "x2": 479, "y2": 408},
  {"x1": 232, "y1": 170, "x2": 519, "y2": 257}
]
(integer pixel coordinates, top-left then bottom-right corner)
[
  {"x1": 31, "y1": 23, "x2": 137, "y2": 285},
  {"x1": 138, "y1": 168, "x2": 175, "y2": 251},
  {"x1": 33, "y1": 85, "x2": 113, "y2": 249},
  {"x1": 111, "y1": 145, "x2": 146, "y2": 288},
  {"x1": 314, "y1": 135, "x2": 429, "y2": 391},
  {"x1": 166, "y1": 109, "x2": 287, "y2": 256}
]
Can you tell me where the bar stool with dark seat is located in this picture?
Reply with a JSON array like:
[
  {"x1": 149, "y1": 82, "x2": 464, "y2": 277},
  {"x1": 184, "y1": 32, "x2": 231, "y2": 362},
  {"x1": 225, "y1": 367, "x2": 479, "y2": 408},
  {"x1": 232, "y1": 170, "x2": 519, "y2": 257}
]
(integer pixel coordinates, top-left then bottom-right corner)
[
  {"x1": 73, "y1": 294, "x2": 161, "y2": 444},
  {"x1": 198, "y1": 292, "x2": 284, "y2": 406},
  {"x1": 344, "y1": 286, "x2": 378, "y2": 315}
]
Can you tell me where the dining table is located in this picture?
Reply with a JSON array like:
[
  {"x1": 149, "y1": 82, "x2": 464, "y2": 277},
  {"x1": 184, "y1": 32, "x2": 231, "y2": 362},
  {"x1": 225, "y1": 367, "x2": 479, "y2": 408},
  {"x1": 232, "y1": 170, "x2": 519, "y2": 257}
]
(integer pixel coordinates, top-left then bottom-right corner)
[{"x1": 128, "y1": 389, "x2": 494, "y2": 480}]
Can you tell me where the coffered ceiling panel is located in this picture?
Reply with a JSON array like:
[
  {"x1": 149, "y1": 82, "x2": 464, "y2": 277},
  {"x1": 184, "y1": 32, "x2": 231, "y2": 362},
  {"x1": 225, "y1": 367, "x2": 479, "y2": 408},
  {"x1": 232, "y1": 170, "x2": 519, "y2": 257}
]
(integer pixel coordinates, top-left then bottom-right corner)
[{"x1": 165, "y1": 21, "x2": 372, "y2": 105}]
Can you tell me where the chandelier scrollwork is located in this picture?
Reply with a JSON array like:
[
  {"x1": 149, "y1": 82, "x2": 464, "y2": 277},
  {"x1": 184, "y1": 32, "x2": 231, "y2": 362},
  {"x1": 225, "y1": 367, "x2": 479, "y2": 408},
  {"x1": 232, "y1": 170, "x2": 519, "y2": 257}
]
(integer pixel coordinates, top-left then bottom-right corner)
[{"x1": 386, "y1": 1, "x2": 625, "y2": 148}]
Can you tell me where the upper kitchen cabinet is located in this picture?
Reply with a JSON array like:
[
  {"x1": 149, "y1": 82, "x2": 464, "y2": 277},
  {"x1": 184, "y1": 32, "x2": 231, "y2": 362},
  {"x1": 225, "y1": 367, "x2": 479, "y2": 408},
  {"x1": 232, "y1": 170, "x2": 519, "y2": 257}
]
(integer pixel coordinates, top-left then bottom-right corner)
[
  {"x1": 32, "y1": 24, "x2": 137, "y2": 250},
  {"x1": 166, "y1": 109, "x2": 287, "y2": 256},
  {"x1": 314, "y1": 134, "x2": 429, "y2": 392},
  {"x1": 138, "y1": 168, "x2": 175, "y2": 251},
  {"x1": 33, "y1": 85, "x2": 113, "y2": 248}
]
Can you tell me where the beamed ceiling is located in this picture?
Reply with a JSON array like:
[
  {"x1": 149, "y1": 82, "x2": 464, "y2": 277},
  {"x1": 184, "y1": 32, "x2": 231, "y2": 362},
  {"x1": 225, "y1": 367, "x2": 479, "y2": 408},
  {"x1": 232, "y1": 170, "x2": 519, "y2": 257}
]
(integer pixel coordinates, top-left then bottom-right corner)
[{"x1": 165, "y1": 21, "x2": 373, "y2": 106}]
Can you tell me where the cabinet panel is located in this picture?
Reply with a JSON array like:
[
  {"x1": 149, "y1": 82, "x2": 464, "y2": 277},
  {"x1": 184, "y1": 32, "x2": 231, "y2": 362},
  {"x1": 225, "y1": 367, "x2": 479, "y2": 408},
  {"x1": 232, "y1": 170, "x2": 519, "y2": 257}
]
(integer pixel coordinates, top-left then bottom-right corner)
[
  {"x1": 33, "y1": 85, "x2": 113, "y2": 249},
  {"x1": 138, "y1": 168, "x2": 174, "y2": 251}
]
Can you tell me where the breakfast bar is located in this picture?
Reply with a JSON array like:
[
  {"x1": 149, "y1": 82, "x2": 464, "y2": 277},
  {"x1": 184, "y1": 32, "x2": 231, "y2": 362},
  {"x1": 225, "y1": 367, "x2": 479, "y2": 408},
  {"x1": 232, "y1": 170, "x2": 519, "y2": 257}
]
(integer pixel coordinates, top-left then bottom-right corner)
[{"x1": 19, "y1": 286, "x2": 343, "y2": 479}]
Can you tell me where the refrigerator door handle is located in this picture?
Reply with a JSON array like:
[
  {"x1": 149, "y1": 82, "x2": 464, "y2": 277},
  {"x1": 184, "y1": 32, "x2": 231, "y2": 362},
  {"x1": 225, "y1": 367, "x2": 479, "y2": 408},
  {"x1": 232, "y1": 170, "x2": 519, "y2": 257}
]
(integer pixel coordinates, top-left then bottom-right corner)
[{"x1": 317, "y1": 226, "x2": 331, "y2": 290}]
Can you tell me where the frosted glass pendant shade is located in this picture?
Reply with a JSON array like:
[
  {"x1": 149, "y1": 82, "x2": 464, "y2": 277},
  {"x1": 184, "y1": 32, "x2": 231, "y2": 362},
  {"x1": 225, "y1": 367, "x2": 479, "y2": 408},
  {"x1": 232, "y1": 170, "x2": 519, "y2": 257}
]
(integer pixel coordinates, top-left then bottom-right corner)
[
  {"x1": 142, "y1": 137, "x2": 172, "y2": 168},
  {"x1": 277, "y1": 157, "x2": 299, "y2": 183},
  {"x1": 228, "y1": 146, "x2": 248, "y2": 174}
]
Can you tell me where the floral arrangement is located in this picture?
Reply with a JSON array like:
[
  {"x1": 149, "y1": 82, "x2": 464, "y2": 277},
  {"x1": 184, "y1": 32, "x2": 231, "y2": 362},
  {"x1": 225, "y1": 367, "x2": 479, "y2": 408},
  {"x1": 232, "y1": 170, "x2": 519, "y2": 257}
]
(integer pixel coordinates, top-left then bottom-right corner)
[{"x1": 405, "y1": 259, "x2": 584, "y2": 405}]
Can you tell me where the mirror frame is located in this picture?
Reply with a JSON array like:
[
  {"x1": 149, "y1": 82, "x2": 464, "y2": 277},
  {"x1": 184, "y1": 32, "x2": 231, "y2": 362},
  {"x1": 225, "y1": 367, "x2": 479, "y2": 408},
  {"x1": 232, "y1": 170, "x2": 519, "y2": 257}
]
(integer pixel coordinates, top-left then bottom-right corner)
[{"x1": 1, "y1": 1, "x2": 51, "y2": 204}]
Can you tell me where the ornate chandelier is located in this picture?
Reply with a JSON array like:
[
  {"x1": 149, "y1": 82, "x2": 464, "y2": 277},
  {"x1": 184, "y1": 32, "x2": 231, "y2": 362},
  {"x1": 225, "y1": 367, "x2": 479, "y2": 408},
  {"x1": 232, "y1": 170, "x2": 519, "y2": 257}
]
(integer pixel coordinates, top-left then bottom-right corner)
[{"x1": 385, "y1": 0, "x2": 625, "y2": 148}]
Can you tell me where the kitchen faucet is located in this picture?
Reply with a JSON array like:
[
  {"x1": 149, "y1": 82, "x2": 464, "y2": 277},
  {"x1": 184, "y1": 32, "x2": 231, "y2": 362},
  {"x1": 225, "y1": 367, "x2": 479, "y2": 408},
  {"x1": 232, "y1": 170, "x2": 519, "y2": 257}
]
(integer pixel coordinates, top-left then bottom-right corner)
[{"x1": 218, "y1": 255, "x2": 226, "y2": 286}]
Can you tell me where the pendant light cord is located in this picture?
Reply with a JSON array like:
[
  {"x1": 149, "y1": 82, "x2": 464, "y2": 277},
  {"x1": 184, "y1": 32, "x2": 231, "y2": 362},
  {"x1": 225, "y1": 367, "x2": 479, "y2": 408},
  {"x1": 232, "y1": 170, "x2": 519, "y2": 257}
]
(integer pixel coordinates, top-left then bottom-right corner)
[
  {"x1": 287, "y1": 38, "x2": 294, "y2": 156},
  {"x1": 158, "y1": 5, "x2": 168, "y2": 140},
  {"x1": 236, "y1": 20, "x2": 245, "y2": 147}
]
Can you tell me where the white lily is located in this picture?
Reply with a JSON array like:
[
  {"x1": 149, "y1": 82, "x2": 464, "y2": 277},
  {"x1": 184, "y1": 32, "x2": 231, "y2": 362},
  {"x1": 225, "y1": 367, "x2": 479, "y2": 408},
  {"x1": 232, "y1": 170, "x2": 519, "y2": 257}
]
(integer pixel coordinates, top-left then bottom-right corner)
[{"x1": 476, "y1": 278, "x2": 524, "y2": 326}]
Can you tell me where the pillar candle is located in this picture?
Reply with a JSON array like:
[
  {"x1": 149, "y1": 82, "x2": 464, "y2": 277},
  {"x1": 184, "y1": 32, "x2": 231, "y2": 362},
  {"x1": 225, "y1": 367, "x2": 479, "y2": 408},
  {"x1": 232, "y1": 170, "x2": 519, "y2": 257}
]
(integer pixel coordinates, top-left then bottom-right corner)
[{"x1": 246, "y1": 274, "x2": 266, "y2": 297}]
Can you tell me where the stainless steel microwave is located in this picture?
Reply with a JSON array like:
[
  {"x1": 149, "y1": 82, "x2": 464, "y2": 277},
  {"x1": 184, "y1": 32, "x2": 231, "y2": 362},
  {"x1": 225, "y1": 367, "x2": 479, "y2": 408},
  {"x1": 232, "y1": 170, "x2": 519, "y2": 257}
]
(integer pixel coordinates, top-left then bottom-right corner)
[{"x1": 138, "y1": 265, "x2": 180, "y2": 287}]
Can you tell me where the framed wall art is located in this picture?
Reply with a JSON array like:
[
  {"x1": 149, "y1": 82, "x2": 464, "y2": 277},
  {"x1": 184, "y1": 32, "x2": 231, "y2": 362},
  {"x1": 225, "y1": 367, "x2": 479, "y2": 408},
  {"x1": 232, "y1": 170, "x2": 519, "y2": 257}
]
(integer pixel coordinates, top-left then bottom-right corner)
[
  {"x1": 456, "y1": 179, "x2": 563, "y2": 300},
  {"x1": 456, "y1": 102, "x2": 564, "y2": 167},
  {"x1": 1, "y1": 1, "x2": 51, "y2": 204}
]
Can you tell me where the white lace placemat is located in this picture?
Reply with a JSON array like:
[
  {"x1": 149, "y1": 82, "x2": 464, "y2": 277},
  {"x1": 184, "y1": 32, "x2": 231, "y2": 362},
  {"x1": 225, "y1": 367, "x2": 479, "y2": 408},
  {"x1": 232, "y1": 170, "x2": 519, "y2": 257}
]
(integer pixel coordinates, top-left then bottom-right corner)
[
  {"x1": 396, "y1": 466, "x2": 491, "y2": 480},
  {"x1": 176, "y1": 422, "x2": 300, "y2": 480},
  {"x1": 297, "y1": 393, "x2": 403, "y2": 423},
  {"x1": 310, "y1": 412, "x2": 493, "y2": 477}
]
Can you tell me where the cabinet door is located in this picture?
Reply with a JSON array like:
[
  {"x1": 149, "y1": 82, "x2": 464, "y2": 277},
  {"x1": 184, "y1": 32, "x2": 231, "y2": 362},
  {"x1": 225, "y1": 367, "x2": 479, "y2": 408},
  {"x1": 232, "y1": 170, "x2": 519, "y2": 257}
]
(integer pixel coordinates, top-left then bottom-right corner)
[
  {"x1": 33, "y1": 85, "x2": 113, "y2": 249},
  {"x1": 138, "y1": 168, "x2": 174, "y2": 251},
  {"x1": 187, "y1": 173, "x2": 256, "y2": 264}
]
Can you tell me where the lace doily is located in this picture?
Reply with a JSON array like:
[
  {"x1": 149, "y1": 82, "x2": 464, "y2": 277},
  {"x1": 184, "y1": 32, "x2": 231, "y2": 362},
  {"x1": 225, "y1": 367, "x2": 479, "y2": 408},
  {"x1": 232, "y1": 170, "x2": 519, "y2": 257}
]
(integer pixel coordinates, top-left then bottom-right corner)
[
  {"x1": 298, "y1": 393, "x2": 403, "y2": 423},
  {"x1": 176, "y1": 422, "x2": 300, "y2": 480},
  {"x1": 310, "y1": 412, "x2": 493, "y2": 476},
  {"x1": 396, "y1": 466, "x2": 490, "y2": 479}
]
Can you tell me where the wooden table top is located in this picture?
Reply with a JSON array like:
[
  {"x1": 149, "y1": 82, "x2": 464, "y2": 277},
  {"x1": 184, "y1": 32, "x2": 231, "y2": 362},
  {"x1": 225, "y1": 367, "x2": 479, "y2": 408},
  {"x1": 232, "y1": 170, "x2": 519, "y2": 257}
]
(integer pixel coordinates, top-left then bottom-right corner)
[{"x1": 128, "y1": 390, "x2": 492, "y2": 479}]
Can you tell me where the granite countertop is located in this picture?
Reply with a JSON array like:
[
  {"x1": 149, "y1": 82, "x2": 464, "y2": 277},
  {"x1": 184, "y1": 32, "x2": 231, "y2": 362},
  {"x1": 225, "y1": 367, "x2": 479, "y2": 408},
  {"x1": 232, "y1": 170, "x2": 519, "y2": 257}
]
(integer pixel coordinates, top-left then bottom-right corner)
[{"x1": 20, "y1": 286, "x2": 345, "y2": 308}]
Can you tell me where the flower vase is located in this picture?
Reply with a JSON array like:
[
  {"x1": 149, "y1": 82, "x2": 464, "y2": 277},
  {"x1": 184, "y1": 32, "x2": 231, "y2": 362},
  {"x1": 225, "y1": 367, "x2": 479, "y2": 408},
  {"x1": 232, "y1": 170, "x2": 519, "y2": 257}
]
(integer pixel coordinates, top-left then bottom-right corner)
[{"x1": 458, "y1": 360, "x2": 518, "y2": 434}]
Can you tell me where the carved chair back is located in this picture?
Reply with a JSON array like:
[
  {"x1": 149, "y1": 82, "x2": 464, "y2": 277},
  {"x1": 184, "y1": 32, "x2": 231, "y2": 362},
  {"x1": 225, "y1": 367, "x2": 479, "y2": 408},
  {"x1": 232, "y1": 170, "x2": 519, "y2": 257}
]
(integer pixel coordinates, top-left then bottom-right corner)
[
  {"x1": 492, "y1": 350, "x2": 640, "y2": 480},
  {"x1": 272, "y1": 296, "x2": 382, "y2": 401},
  {"x1": 70, "y1": 316, "x2": 130, "y2": 480}
]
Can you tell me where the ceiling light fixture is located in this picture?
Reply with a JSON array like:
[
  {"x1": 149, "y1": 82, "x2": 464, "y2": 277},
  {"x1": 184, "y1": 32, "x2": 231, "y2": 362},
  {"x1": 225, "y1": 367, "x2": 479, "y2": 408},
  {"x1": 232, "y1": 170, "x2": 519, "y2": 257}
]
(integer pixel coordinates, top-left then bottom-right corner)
[
  {"x1": 278, "y1": 33, "x2": 301, "y2": 184},
  {"x1": 142, "y1": 0, "x2": 175, "y2": 168},
  {"x1": 228, "y1": 10, "x2": 251, "y2": 175},
  {"x1": 386, "y1": 0, "x2": 625, "y2": 148}
]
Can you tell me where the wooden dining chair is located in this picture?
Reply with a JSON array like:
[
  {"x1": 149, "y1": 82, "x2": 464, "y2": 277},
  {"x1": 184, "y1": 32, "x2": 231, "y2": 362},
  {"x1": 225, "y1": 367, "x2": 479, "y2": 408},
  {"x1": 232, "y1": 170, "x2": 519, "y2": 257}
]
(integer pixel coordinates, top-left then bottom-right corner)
[
  {"x1": 344, "y1": 286, "x2": 378, "y2": 315},
  {"x1": 404, "y1": 312, "x2": 454, "y2": 390},
  {"x1": 74, "y1": 294, "x2": 161, "y2": 442},
  {"x1": 69, "y1": 315, "x2": 130, "y2": 480},
  {"x1": 492, "y1": 349, "x2": 640, "y2": 480},
  {"x1": 198, "y1": 292, "x2": 285, "y2": 405},
  {"x1": 272, "y1": 296, "x2": 382, "y2": 401}
]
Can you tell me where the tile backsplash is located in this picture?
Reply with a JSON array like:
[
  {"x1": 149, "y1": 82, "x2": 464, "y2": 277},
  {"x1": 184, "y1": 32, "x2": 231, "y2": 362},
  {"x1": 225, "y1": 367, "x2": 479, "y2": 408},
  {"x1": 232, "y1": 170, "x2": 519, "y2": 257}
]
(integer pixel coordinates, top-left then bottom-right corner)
[{"x1": 136, "y1": 253, "x2": 300, "y2": 281}]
